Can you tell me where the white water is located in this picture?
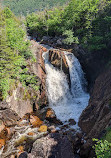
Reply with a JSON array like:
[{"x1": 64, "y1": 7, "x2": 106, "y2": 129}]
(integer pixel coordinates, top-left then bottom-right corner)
[{"x1": 43, "y1": 49, "x2": 89, "y2": 129}]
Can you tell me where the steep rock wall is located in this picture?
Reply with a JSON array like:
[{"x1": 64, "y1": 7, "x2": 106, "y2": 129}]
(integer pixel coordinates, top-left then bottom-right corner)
[{"x1": 79, "y1": 66, "x2": 111, "y2": 138}]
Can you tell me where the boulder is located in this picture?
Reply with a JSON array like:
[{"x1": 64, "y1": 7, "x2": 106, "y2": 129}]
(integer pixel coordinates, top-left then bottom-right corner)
[
  {"x1": 38, "y1": 125, "x2": 48, "y2": 132},
  {"x1": 29, "y1": 133, "x2": 75, "y2": 158},
  {"x1": 6, "y1": 83, "x2": 33, "y2": 118},
  {"x1": 0, "y1": 139, "x2": 5, "y2": 149},
  {"x1": 57, "y1": 39, "x2": 62, "y2": 46},
  {"x1": 30, "y1": 115, "x2": 43, "y2": 127},
  {"x1": 18, "y1": 152, "x2": 28, "y2": 158},
  {"x1": 0, "y1": 107, "x2": 20, "y2": 126},
  {"x1": 68, "y1": 119, "x2": 76, "y2": 125},
  {"x1": 46, "y1": 108, "x2": 56, "y2": 118},
  {"x1": 0, "y1": 120, "x2": 5, "y2": 133}
]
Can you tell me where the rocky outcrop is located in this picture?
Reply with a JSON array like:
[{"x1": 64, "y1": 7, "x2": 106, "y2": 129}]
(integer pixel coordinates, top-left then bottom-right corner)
[
  {"x1": 0, "y1": 103, "x2": 20, "y2": 126},
  {"x1": 78, "y1": 66, "x2": 111, "y2": 157},
  {"x1": 29, "y1": 133, "x2": 75, "y2": 158},
  {"x1": 49, "y1": 49, "x2": 71, "y2": 87},
  {"x1": 5, "y1": 83, "x2": 33, "y2": 118},
  {"x1": 30, "y1": 40, "x2": 48, "y2": 108}
]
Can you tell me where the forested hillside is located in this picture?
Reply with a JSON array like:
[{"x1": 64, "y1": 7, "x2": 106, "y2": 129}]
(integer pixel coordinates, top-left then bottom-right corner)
[
  {"x1": 1, "y1": 0, "x2": 69, "y2": 16},
  {"x1": 27, "y1": 0, "x2": 111, "y2": 55},
  {"x1": 0, "y1": 7, "x2": 39, "y2": 100}
]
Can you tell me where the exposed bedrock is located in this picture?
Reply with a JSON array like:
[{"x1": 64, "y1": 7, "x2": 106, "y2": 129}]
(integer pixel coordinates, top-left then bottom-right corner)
[
  {"x1": 78, "y1": 66, "x2": 111, "y2": 157},
  {"x1": 48, "y1": 49, "x2": 71, "y2": 87}
]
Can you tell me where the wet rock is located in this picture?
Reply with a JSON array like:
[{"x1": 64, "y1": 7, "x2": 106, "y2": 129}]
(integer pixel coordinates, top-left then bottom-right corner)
[
  {"x1": 48, "y1": 49, "x2": 71, "y2": 87},
  {"x1": 30, "y1": 115, "x2": 43, "y2": 127},
  {"x1": 69, "y1": 119, "x2": 76, "y2": 125},
  {"x1": 18, "y1": 152, "x2": 28, "y2": 158},
  {"x1": 0, "y1": 139, "x2": 5, "y2": 149},
  {"x1": 45, "y1": 108, "x2": 62, "y2": 125},
  {"x1": 57, "y1": 39, "x2": 62, "y2": 46},
  {"x1": 41, "y1": 46, "x2": 47, "y2": 52},
  {"x1": 46, "y1": 108, "x2": 56, "y2": 118}
]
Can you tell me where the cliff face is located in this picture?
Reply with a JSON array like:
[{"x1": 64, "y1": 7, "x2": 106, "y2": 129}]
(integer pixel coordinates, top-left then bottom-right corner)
[{"x1": 79, "y1": 66, "x2": 111, "y2": 138}]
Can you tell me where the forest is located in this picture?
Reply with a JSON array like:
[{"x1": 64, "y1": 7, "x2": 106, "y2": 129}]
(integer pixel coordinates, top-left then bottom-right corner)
[
  {"x1": 1, "y1": 0, "x2": 69, "y2": 16},
  {"x1": 26, "y1": 0, "x2": 111, "y2": 54},
  {"x1": 0, "y1": 7, "x2": 39, "y2": 100}
]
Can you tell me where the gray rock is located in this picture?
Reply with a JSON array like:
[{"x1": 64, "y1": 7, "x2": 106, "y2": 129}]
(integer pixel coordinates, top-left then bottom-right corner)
[
  {"x1": 30, "y1": 133, "x2": 75, "y2": 158},
  {"x1": 57, "y1": 39, "x2": 62, "y2": 45}
]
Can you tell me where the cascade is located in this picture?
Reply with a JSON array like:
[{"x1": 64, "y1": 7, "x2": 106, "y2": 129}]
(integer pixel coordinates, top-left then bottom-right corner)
[{"x1": 43, "y1": 50, "x2": 89, "y2": 128}]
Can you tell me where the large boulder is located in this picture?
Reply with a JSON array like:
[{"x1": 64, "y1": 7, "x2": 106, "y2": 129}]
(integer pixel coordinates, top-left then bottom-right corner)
[
  {"x1": 29, "y1": 133, "x2": 75, "y2": 158},
  {"x1": 6, "y1": 83, "x2": 33, "y2": 118}
]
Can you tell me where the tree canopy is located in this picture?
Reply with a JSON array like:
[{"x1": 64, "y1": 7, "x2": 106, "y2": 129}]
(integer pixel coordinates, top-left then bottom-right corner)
[{"x1": 1, "y1": 0, "x2": 69, "y2": 16}]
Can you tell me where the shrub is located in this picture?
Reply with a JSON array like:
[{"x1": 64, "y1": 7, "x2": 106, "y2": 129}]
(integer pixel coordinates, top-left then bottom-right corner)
[
  {"x1": 63, "y1": 30, "x2": 79, "y2": 45},
  {"x1": 93, "y1": 138, "x2": 111, "y2": 158}
]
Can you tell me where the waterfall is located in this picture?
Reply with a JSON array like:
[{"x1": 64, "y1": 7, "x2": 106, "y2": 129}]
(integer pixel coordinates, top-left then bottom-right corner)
[{"x1": 43, "y1": 50, "x2": 89, "y2": 128}]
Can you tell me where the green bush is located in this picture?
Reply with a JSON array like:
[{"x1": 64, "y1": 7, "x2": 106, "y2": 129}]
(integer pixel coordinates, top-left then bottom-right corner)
[
  {"x1": 63, "y1": 30, "x2": 79, "y2": 45},
  {"x1": 93, "y1": 138, "x2": 111, "y2": 158}
]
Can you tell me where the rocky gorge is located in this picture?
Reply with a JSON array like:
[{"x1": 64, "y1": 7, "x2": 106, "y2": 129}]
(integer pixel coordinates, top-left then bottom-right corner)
[{"x1": 0, "y1": 37, "x2": 111, "y2": 158}]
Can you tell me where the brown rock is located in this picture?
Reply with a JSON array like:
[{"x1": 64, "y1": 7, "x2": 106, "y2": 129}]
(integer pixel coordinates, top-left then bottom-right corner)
[
  {"x1": 38, "y1": 125, "x2": 48, "y2": 132},
  {"x1": 30, "y1": 115, "x2": 43, "y2": 127},
  {"x1": 0, "y1": 128, "x2": 8, "y2": 139},
  {"x1": 48, "y1": 125, "x2": 57, "y2": 133},
  {"x1": 48, "y1": 49, "x2": 71, "y2": 87},
  {"x1": 0, "y1": 139, "x2": 5, "y2": 149},
  {"x1": 0, "y1": 108, "x2": 20, "y2": 127},
  {"x1": 42, "y1": 47, "x2": 47, "y2": 52},
  {"x1": 0, "y1": 120, "x2": 5, "y2": 133},
  {"x1": 10, "y1": 155, "x2": 15, "y2": 158},
  {"x1": 46, "y1": 108, "x2": 56, "y2": 118},
  {"x1": 28, "y1": 132, "x2": 35, "y2": 136}
]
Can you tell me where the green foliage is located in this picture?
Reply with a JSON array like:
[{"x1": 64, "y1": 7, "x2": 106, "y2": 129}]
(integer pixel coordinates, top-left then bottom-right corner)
[
  {"x1": 63, "y1": 30, "x2": 79, "y2": 45},
  {"x1": 2, "y1": 0, "x2": 68, "y2": 16},
  {"x1": 26, "y1": 0, "x2": 111, "y2": 56},
  {"x1": 20, "y1": 71, "x2": 39, "y2": 91},
  {"x1": 3, "y1": 8, "x2": 32, "y2": 59},
  {"x1": 26, "y1": 8, "x2": 64, "y2": 37},
  {"x1": 0, "y1": 7, "x2": 39, "y2": 100},
  {"x1": 103, "y1": 127, "x2": 111, "y2": 143},
  {"x1": 93, "y1": 138, "x2": 111, "y2": 158}
]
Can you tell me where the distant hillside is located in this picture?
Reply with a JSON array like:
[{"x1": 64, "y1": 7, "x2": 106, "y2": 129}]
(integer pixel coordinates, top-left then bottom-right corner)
[{"x1": 2, "y1": 0, "x2": 69, "y2": 16}]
